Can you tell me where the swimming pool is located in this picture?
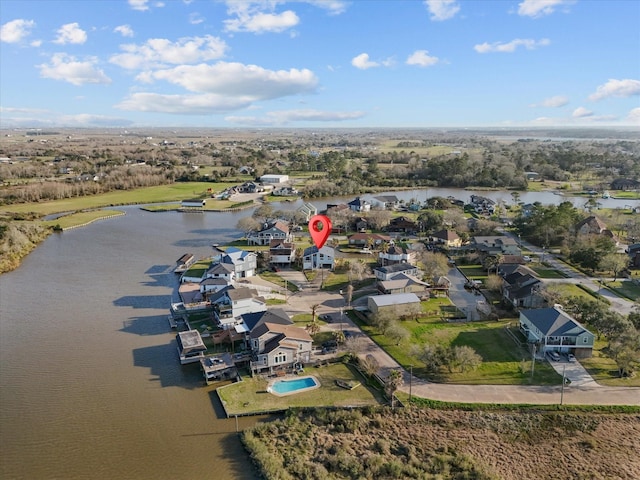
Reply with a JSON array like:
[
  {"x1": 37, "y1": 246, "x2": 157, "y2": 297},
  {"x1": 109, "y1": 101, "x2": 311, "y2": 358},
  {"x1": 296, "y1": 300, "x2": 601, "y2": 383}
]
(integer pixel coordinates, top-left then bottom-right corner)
[{"x1": 269, "y1": 376, "x2": 320, "y2": 396}]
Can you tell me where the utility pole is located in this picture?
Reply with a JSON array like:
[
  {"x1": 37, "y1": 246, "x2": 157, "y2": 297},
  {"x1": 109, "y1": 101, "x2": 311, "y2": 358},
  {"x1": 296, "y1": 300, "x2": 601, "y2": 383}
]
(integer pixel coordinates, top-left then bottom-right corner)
[
  {"x1": 560, "y1": 363, "x2": 566, "y2": 405},
  {"x1": 531, "y1": 344, "x2": 536, "y2": 378},
  {"x1": 409, "y1": 364, "x2": 413, "y2": 403}
]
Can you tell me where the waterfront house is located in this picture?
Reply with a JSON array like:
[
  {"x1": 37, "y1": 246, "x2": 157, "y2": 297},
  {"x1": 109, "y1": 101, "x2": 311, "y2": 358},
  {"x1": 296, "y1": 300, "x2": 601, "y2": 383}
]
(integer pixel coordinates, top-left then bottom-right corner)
[
  {"x1": 174, "y1": 253, "x2": 195, "y2": 273},
  {"x1": 302, "y1": 245, "x2": 335, "y2": 270},
  {"x1": 247, "y1": 221, "x2": 292, "y2": 246},
  {"x1": 221, "y1": 247, "x2": 257, "y2": 278},
  {"x1": 200, "y1": 353, "x2": 237, "y2": 384},
  {"x1": 272, "y1": 186, "x2": 299, "y2": 196},
  {"x1": 180, "y1": 199, "x2": 206, "y2": 210},
  {"x1": 348, "y1": 197, "x2": 371, "y2": 212},
  {"x1": 373, "y1": 263, "x2": 420, "y2": 281},
  {"x1": 269, "y1": 240, "x2": 295, "y2": 266},
  {"x1": 367, "y1": 292, "x2": 421, "y2": 315},
  {"x1": 575, "y1": 215, "x2": 617, "y2": 244},
  {"x1": 298, "y1": 202, "x2": 318, "y2": 221},
  {"x1": 209, "y1": 286, "x2": 267, "y2": 329},
  {"x1": 519, "y1": 307, "x2": 595, "y2": 358},
  {"x1": 248, "y1": 312, "x2": 313, "y2": 374},
  {"x1": 176, "y1": 330, "x2": 207, "y2": 364},
  {"x1": 199, "y1": 277, "x2": 229, "y2": 295},
  {"x1": 205, "y1": 262, "x2": 235, "y2": 283},
  {"x1": 374, "y1": 195, "x2": 400, "y2": 210}
]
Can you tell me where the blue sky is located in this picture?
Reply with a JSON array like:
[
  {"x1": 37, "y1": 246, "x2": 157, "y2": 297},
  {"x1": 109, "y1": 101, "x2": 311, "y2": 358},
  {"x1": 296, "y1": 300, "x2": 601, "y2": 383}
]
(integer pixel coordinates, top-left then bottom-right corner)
[{"x1": 1, "y1": 0, "x2": 639, "y2": 128}]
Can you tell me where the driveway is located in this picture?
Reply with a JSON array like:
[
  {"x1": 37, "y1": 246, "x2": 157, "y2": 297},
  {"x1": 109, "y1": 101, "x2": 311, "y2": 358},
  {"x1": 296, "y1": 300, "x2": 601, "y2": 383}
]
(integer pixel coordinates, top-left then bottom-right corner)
[{"x1": 547, "y1": 356, "x2": 599, "y2": 387}]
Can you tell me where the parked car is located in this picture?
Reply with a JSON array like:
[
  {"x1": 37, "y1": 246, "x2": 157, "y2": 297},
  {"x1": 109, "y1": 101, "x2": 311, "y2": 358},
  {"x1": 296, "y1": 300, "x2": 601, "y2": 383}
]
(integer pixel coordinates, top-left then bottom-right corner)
[
  {"x1": 547, "y1": 351, "x2": 561, "y2": 361},
  {"x1": 567, "y1": 353, "x2": 576, "y2": 362},
  {"x1": 523, "y1": 255, "x2": 532, "y2": 262}
]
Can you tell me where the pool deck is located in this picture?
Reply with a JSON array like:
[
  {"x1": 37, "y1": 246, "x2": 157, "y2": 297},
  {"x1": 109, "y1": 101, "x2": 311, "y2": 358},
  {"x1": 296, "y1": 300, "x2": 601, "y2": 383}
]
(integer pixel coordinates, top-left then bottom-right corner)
[{"x1": 267, "y1": 375, "x2": 320, "y2": 397}]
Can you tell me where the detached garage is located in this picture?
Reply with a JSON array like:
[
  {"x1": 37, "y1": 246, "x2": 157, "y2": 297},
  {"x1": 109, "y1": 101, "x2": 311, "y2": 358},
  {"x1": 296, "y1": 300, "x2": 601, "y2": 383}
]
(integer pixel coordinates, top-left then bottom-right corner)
[{"x1": 368, "y1": 293, "x2": 421, "y2": 315}]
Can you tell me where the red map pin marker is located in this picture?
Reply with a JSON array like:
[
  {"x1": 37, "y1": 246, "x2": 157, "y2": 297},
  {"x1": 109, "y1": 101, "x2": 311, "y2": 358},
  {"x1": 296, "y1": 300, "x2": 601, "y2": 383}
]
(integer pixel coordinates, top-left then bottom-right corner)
[{"x1": 308, "y1": 214, "x2": 332, "y2": 249}]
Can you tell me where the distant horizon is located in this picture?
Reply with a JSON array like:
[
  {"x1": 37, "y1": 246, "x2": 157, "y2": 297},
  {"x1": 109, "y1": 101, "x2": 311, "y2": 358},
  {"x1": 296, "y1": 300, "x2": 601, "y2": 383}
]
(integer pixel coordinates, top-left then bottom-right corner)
[{"x1": 1, "y1": 1, "x2": 638, "y2": 129}]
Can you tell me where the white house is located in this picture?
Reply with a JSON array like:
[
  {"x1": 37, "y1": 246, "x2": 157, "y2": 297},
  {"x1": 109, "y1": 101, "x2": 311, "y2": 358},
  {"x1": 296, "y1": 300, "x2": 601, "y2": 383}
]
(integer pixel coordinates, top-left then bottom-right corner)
[
  {"x1": 221, "y1": 247, "x2": 257, "y2": 278},
  {"x1": 302, "y1": 245, "x2": 335, "y2": 270},
  {"x1": 269, "y1": 240, "x2": 295, "y2": 266},
  {"x1": 260, "y1": 174, "x2": 289, "y2": 184},
  {"x1": 210, "y1": 286, "x2": 267, "y2": 329},
  {"x1": 205, "y1": 262, "x2": 235, "y2": 283},
  {"x1": 249, "y1": 322, "x2": 313, "y2": 374},
  {"x1": 373, "y1": 263, "x2": 420, "y2": 281},
  {"x1": 367, "y1": 293, "x2": 421, "y2": 315},
  {"x1": 348, "y1": 197, "x2": 371, "y2": 212}
]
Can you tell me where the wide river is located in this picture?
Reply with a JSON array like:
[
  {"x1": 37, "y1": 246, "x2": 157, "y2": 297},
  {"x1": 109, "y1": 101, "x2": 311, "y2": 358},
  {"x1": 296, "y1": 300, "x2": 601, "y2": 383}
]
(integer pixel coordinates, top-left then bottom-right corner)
[{"x1": 0, "y1": 187, "x2": 637, "y2": 480}]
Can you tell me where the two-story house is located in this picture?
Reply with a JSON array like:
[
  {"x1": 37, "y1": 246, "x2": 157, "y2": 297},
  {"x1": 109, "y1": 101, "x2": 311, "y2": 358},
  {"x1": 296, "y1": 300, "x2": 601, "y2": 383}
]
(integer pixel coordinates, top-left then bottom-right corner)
[
  {"x1": 269, "y1": 240, "x2": 295, "y2": 267},
  {"x1": 378, "y1": 243, "x2": 418, "y2": 266},
  {"x1": 501, "y1": 266, "x2": 544, "y2": 309},
  {"x1": 247, "y1": 221, "x2": 292, "y2": 246},
  {"x1": 519, "y1": 307, "x2": 595, "y2": 359},
  {"x1": 247, "y1": 309, "x2": 313, "y2": 374},
  {"x1": 209, "y1": 286, "x2": 267, "y2": 329},
  {"x1": 221, "y1": 247, "x2": 257, "y2": 278},
  {"x1": 303, "y1": 245, "x2": 335, "y2": 270},
  {"x1": 430, "y1": 229, "x2": 463, "y2": 248},
  {"x1": 471, "y1": 236, "x2": 521, "y2": 256},
  {"x1": 348, "y1": 197, "x2": 371, "y2": 212},
  {"x1": 374, "y1": 263, "x2": 420, "y2": 281},
  {"x1": 386, "y1": 216, "x2": 418, "y2": 233}
]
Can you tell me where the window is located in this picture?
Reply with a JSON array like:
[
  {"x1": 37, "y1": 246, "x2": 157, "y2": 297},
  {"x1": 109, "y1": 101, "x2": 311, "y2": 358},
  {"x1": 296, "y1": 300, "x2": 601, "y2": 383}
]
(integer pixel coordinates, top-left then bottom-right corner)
[
  {"x1": 274, "y1": 352, "x2": 286, "y2": 364},
  {"x1": 583, "y1": 337, "x2": 588, "y2": 343}
]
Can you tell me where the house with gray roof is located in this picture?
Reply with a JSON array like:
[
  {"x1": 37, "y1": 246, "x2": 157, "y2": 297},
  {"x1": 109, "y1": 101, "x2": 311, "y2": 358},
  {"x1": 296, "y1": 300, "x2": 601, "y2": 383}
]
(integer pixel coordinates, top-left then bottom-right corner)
[
  {"x1": 303, "y1": 245, "x2": 335, "y2": 270},
  {"x1": 367, "y1": 292, "x2": 421, "y2": 315},
  {"x1": 221, "y1": 247, "x2": 257, "y2": 277},
  {"x1": 519, "y1": 307, "x2": 595, "y2": 358},
  {"x1": 373, "y1": 263, "x2": 420, "y2": 281},
  {"x1": 247, "y1": 221, "x2": 292, "y2": 246}
]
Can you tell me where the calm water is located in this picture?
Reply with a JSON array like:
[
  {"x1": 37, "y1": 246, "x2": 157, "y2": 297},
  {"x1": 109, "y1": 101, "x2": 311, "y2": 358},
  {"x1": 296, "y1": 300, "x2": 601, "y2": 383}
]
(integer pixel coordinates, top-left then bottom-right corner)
[
  {"x1": 0, "y1": 207, "x2": 264, "y2": 480},
  {"x1": 1, "y1": 188, "x2": 636, "y2": 479}
]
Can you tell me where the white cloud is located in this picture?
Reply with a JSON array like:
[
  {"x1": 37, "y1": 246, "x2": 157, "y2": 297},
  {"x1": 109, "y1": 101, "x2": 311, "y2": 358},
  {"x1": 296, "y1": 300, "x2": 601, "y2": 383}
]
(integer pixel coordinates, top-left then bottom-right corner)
[
  {"x1": 31, "y1": 39, "x2": 42, "y2": 47},
  {"x1": 572, "y1": 107, "x2": 593, "y2": 118},
  {"x1": 116, "y1": 92, "x2": 256, "y2": 114},
  {"x1": 1, "y1": 19, "x2": 35, "y2": 43},
  {"x1": 110, "y1": 35, "x2": 228, "y2": 70},
  {"x1": 588, "y1": 79, "x2": 640, "y2": 101},
  {"x1": 54, "y1": 23, "x2": 87, "y2": 45},
  {"x1": 518, "y1": 0, "x2": 573, "y2": 18},
  {"x1": 224, "y1": 3, "x2": 299, "y2": 34},
  {"x1": 424, "y1": 0, "x2": 460, "y2": 21},
  {"x1": 533, "y1": 95, "x2": 569, "y2": 108},
  {"x1": 627, "y1": 108, "x2": 640, "y2": 124},
  {"x1": 304, "y1": 1, "x2": 349, "y2": 15},
  {"x1": 406, "y1": 50, "x2": 439, "y2": 67},
  {"x1": 128, "y1": 0, "x2": 150, "y2": 11},
  {"x1": 474, "y1": 38, "x2": 550, "y2": 53},
  {"x1": 351, "y1": 53, "x2": 379, "y2": 70},
  {"x1": 226, "y1": 109, "x2": 365, "y2": 126},
  {"x1": 189, "y1": 13, "x2": 205, "y2": 25},
  {"x1": 114, "y1": 25, "x2": 134, "y2": 37},
  {"x1": 144, "y1": 62, "x2": 318, "y2": 98},
  {"x1": 38, "y1": 53, "x2": 111, "y2": 86},
  {"x1": 59, "y1": 114, "x2": 135, "y2": 126}
]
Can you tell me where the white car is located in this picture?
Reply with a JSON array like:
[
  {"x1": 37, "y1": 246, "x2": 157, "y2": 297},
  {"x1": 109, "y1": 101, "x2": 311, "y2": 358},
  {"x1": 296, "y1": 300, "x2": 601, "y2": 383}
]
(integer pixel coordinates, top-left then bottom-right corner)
[
  {"x1": 523, "y1": 255, "x2": 532, "y2": 262},
  {"x1": 547, "y1": 351, "x2": 561, "y2": 361},
  {"x1": 567, "y1": 353, "x2": 576, "y2": 362}
]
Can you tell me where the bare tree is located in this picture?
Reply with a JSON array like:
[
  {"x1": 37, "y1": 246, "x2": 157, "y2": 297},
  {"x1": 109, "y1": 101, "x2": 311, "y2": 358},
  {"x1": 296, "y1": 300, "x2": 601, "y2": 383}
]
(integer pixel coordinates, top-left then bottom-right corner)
[
  {"x1": 236, "y1": 217, "x2": 260, "y2": 236},
  {"x1": 386, "y1": 321, "x2": 409, "y2": 346},
  {"x1": 420, "y1": 251, "x2": 449, "y2": 281}
]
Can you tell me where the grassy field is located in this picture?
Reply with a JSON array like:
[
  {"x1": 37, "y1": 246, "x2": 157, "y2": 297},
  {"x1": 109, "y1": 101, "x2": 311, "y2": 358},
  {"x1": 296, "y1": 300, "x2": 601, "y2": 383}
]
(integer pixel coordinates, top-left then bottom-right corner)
[
  {"x1": 217, "y1": 362, "x2": 383, "y2": 416},
  {"x1": 581, "y1": 339, "x2": 640, "y2": 387},
  {"x1": 544, "y1": 282, "x2": 595, "y2": 300},
  {"x1": 259, "y1": 271, "x2": 300, "y2": 292},
  {"x1": 530, "y1": 265, "x2": 568, "y2": 279},
  {"x1": 0, "y1": 182, "x2": 236, "y2": 216},
  {"x1": 352, "y1": 311, "x2": 561, "y2": 385},
  {"x1": 605, "y1": 280, "x2": 640, "y2": 301},
  {"x1": 42, "y1": 209, "x2": 124, "y2": 229}
]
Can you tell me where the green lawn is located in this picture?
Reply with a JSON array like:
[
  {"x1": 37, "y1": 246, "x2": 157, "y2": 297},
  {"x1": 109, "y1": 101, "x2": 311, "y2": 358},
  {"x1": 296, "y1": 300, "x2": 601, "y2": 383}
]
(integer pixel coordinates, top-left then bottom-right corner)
[
  {"x1": 259, "y1": 271, "x2": 300, "y2": 292},
  {"x1": 544, "y1": 282, "x2": 595, "y2": 300},
  {"x1": 217, "y1": 362, "x2": 383, "y2": 416},
  {"x1": 42, "y1": 209, "x2": 124, "y2": 229},
  {"x1": 581, "y1": 339, "x2": 640, "y2": 387},
  {"x1": 353, "y1": 312, "x2": 560, "y2": 386},
  {"x1": 605, "y1": 280, "x2": 640, "y2": 301},
  {"x1": 0, "y1": 182, "x2": 237, "y2": 216},
  {"x1": 530, "y1": 265, "x2": 568, "y2": 279},
  {"x1": 322, "y1": 271, "x2": 376, "y2": 292},
  {"x1": 457, "y1": 265, "x2": 488, "y2": 279},
  {"x1": 182, "y1": 259, "x2": 212, "y2": 279}
]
